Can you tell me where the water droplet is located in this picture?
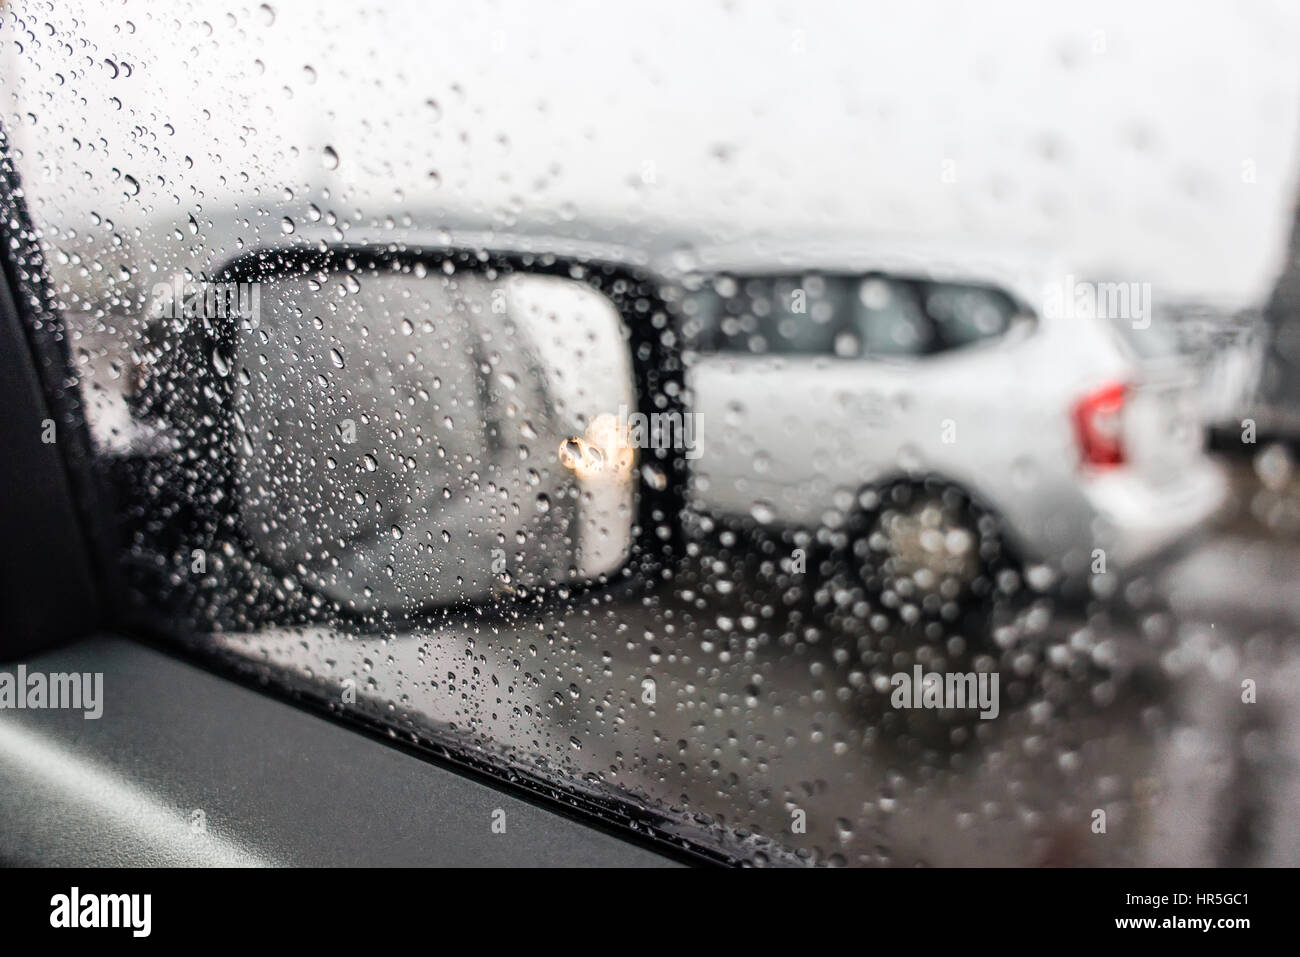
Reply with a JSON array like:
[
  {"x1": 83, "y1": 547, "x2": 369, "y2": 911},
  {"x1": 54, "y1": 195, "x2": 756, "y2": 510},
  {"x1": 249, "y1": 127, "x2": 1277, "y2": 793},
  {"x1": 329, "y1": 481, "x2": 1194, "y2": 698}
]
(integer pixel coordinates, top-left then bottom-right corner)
[{"x1": 641, "y1": 463, "x2": 667, "y2": 491}]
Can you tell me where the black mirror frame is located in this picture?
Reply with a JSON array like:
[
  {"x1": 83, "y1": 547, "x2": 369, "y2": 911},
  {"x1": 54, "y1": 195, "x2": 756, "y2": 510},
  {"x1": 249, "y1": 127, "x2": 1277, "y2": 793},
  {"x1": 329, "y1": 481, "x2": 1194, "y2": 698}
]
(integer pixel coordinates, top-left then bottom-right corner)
[{"x1": 130, "y1": 242, "x2": 688, "y2": 631}]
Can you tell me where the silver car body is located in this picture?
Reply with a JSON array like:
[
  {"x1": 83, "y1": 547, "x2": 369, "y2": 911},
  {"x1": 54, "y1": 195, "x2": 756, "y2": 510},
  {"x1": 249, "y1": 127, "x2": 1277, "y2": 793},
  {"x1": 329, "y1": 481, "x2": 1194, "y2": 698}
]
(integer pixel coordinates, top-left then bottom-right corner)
[{"x1": 674, "y1": 238, "x2": 1228, "y2": 586}]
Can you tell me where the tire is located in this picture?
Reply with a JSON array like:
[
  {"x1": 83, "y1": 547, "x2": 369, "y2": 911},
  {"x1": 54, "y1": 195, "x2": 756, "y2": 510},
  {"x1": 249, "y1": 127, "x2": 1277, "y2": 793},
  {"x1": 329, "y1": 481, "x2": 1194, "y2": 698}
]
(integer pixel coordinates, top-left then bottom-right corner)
[{"x1": 822, "y1": 477, "x2": 1017, "y2": 630}]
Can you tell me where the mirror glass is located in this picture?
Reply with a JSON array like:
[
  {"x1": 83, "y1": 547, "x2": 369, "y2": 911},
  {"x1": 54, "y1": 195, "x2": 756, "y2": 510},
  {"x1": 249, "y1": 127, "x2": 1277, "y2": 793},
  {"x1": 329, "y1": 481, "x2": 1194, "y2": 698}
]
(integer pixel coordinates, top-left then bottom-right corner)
[{"x1": 231, "y1": 270, "x2": 636, "y2": 611}]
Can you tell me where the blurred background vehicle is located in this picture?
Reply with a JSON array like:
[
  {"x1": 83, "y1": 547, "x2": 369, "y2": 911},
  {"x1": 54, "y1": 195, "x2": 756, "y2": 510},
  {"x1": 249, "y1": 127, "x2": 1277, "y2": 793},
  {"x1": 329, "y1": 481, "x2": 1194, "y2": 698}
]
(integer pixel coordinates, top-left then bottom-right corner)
[{"x1": 677, "y1": 241, "x2": 1226, "y2": 609}]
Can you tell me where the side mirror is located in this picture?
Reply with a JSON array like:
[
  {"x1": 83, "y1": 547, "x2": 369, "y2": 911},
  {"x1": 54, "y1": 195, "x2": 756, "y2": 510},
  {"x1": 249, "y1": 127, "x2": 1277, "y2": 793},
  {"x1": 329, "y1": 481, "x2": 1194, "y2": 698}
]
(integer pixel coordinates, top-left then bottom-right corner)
[{"x1": 132, "y1": 245, "x2": 686, "y2": 622}]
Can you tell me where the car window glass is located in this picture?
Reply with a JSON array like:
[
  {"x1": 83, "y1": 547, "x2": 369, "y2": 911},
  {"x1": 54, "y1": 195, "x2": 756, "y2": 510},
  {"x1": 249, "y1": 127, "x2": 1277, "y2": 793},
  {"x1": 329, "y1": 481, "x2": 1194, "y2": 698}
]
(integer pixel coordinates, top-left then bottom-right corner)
[
  {"x1": 923, "y1": 283, "x2": 1015, "y2": 349},
  {"x1": 854, "y1": 277, "x2": 933, "y2": 356},
  {"x1": 5, "y1": 0, "x2": 1298, "y2": 869}
]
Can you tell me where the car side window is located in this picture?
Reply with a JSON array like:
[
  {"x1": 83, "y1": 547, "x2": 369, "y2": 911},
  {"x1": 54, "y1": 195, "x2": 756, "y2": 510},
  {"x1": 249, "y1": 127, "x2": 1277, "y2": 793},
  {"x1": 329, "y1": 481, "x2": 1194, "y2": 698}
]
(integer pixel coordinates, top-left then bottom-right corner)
[
  {"x1": 854, "y1": 277, "x2": 934, "y2": 357},
  {"x1": 5, "y1": 0, "x2": 1292, "y2": 874},
  {"x1": 694, "y1": 275, "x2": 1018, "y2": 359},
  {"x1": 694, "y1": 274, "x2": 850, "y2": 355},
  {"x1": 923, "y1": 282, "x2": 1017, "y2": 349}
]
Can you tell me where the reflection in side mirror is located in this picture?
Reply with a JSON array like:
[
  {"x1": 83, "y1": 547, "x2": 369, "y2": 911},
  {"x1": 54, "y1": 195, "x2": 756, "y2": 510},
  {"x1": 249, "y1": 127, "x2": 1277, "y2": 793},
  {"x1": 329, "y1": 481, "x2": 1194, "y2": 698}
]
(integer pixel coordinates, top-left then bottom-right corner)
[{"x1": 232, "y1": 268, "x2": 636, "y2": 612}]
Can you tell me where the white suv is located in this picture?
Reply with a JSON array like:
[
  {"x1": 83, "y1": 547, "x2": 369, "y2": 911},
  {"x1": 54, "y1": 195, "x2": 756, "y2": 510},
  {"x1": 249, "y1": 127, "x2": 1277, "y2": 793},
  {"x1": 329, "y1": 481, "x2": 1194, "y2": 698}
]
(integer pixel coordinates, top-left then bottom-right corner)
[{"x1": 674, "y1": 239, "x2": 1227, "y2": 601}]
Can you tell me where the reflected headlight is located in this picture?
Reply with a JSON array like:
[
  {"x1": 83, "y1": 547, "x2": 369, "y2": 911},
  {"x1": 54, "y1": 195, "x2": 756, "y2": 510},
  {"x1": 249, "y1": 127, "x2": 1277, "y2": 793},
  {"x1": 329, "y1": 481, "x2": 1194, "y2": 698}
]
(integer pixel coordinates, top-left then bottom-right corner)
[{"x1": 559, "y1": 412, "x2": 635, "y2": 480}]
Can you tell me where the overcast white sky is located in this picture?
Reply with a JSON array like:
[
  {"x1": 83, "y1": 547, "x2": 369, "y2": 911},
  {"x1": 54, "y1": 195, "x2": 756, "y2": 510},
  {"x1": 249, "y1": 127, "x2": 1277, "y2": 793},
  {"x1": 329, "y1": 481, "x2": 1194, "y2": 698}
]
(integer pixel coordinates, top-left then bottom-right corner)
[{"x1": 5, "y1": 0, "x2": 1300, "y2": 308}]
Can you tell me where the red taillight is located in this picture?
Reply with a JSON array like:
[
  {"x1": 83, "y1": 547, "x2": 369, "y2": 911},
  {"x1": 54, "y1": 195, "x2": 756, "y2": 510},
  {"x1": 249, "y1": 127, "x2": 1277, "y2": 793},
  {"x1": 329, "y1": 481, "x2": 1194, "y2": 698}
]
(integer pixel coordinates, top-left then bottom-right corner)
[{"x1": 1073, "y1": 382, "x2": 1127, "y2": 468}]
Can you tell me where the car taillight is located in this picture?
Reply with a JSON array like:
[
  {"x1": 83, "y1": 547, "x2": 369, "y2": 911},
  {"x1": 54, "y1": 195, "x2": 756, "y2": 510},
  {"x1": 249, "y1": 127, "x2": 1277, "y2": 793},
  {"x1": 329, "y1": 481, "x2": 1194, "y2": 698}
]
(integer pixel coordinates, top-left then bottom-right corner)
[{"x1": 1073, "y1": 382, "x2": 1127, "y2": 468}]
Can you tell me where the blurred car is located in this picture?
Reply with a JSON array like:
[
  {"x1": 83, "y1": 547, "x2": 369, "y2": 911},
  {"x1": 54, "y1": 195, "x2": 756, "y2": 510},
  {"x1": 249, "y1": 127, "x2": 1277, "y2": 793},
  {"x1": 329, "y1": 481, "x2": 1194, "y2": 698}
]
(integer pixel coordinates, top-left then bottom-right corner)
[
  {"x1": 673, "y1": 238, "x2": 1228, "y2": 601},
  {"x1": 1154, "y1": 301, "x2": 1269, "y2": 439}
]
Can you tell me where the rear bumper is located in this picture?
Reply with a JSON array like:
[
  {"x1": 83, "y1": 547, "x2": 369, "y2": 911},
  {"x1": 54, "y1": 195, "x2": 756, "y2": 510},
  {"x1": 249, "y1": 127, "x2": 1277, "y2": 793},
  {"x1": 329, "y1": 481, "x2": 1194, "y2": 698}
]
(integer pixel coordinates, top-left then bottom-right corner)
[{"x1": 1081, "y1": 459, "x2": 1229, "y2": 570}]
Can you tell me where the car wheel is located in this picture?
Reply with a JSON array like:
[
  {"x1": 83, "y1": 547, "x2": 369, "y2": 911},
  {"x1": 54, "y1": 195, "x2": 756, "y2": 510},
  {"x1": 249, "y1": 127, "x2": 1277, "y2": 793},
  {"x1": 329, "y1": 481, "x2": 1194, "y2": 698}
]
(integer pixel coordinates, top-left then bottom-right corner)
[{"x1": 824, "y1": 478, "x2": 1016, "y2": 630}]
